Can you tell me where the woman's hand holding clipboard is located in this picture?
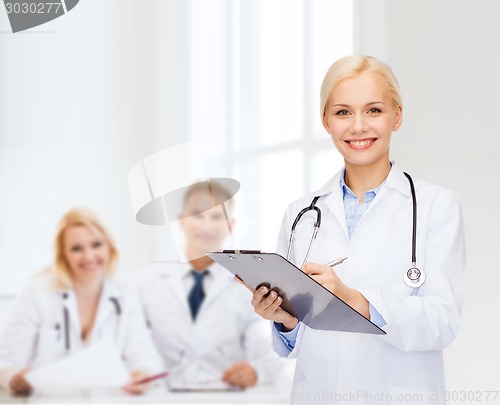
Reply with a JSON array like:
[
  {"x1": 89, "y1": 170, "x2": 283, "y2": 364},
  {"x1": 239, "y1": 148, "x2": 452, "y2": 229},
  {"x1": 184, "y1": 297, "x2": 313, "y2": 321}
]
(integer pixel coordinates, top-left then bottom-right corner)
[{"x1": 234, "y1": 275, "x2": 299, "y2": 332}]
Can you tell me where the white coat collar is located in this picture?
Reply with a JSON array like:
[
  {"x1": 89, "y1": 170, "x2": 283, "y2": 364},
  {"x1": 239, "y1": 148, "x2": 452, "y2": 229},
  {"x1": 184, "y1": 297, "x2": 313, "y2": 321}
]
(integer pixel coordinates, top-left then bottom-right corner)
[
  {"x1": 57, "y1": 277, "x2": 122, "y2": 299},
  {"x1": 201, "y1": 262, "x2": 234, "y2": 310},
  {"x1": 151, "y1": 260, "x2": 218, "y2": 278},
  {"x1": 59, "y1": 278, "x2": 122, "y2": 342},
  {"x1": 146, "y1": 260, "x2": 232, "y2": 310},
  {"x1": 305, "y1": 162, "x2": 411, "y2": 241},
  {"x1": 149, "y1": 262, "x2": 191, "y2": 315},
  {"x1": 311, "y1": 161, "x2": 411, "y2": 198},
  {"x1": 383, "y1": 162, "x2": 412, "y2": 197},
  {"x1": 178, "y1": 260, "x2": 234, "y2": 297}
]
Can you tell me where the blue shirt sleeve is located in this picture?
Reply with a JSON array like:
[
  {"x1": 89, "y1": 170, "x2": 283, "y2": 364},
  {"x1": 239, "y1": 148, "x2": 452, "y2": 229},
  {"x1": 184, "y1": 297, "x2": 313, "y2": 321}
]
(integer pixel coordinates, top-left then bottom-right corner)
[
  {"x1": 369, "y1": 303, "x2": 387, "y2": 327},
  {"x1": 273, "y1": 306, "x2": 383, "y2": 345},
  {"x1": 273, "y1": 322, "x2": 300, "y2": 350}
]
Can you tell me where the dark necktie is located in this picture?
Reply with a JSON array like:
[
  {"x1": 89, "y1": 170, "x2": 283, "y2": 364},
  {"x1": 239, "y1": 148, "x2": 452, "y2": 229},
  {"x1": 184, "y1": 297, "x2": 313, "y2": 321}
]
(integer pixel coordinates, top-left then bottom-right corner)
[{"x1": 188, "y1": 270, "x2": 208, "y2": 320}]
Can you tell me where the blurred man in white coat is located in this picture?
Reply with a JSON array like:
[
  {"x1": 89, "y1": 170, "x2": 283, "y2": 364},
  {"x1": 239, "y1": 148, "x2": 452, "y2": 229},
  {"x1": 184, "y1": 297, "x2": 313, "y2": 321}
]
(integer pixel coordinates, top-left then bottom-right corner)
[{"x1": 134, "y1": 181, "x2": 281, "y2": 389}]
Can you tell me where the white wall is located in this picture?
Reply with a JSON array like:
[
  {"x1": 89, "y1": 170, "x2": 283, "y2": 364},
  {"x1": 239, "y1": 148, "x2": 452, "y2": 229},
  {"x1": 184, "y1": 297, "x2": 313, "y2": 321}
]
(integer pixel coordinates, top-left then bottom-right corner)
[
  {"x1": 355, "y1": 0, "x2": 500, "y2": 394},
  {"x1": 0, "y1": 0, "x2": 191, "y2": 295},
  {"x1": 1, "y1": 0, "x2": 497, "y2": 396}
]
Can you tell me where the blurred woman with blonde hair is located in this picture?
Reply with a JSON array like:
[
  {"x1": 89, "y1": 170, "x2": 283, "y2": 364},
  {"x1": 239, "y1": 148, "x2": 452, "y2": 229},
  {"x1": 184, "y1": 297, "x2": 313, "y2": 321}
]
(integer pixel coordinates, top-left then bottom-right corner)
[{"x1": 0, "y1": 208, "x2": 162, "y2": 396}]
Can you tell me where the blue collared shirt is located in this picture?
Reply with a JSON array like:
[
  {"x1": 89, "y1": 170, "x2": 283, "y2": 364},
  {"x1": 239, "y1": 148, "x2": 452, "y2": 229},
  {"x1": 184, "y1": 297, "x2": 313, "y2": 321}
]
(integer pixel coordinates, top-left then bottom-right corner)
[
  {"x1": 340, "y1": 172, "x2": 383, "y2": 239},
  {"x1": 275, "y1": 170, "x2": 387, "y2": 349}
]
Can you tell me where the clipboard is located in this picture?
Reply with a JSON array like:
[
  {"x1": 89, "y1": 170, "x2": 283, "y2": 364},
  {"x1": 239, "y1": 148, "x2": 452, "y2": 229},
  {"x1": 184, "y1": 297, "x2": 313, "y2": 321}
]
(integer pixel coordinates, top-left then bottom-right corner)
[{"x1": 207, "y1": 250, "x2": 385, "y2": 335}]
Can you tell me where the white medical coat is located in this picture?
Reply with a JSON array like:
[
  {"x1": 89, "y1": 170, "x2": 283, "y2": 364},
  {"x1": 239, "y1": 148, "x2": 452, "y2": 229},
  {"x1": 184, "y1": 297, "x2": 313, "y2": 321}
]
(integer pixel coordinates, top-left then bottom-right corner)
[
  {"x1": 0, "y1": 272, "x2": 163, "y2": 392},
  {"x1": 134, "y1": 262, "x2": 283, "y2": 385},
  {"x1": 273, "y1": 164, "x2": 466, "y2": 404}
]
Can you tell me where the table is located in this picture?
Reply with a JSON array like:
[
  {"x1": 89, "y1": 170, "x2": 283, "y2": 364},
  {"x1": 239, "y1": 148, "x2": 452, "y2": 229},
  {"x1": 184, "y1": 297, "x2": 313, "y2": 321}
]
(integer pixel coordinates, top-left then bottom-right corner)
[{"x1": 0, "y1": 384, "x2": 290, "y2": 404}]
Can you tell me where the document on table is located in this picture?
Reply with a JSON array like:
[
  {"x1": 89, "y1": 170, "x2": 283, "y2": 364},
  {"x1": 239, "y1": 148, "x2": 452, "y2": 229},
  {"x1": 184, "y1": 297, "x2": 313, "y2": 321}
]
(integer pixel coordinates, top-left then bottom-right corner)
[{"x1": 25, "y1": 340, "x2": 130, "y2": 390}]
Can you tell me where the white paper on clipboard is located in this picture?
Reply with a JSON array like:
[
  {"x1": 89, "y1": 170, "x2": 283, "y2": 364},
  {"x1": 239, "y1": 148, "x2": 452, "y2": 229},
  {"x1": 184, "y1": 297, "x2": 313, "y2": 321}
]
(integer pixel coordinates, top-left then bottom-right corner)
[{"x1": 207, "y1": 250, "x2": 385, "y2": 335}]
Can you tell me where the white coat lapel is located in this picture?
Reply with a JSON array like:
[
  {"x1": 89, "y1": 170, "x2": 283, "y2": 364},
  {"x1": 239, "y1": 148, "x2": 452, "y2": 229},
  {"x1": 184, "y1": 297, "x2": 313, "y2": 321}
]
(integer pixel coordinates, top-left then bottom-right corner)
[
  {"x1": 200, "y1": 264, "x2": 231, "y2": 312},
  {"x1": 92, "y1": 280, "x2": 121, "y2": 339},
  {"x1": 306, "y1": 165, "x2": 412, "y2": 244},
  {"x1": 383, "y1": 163, "x2": 412, "y2": 198},
  {"x1": 355, "y1": 163, "x2": 412, "y2": 221},
  {"x1": 61, "y1": 290, "x2": 81, "y2": 348},
  {"x1": 314, "y1": 169, "x2": 349, "y2": 241},
  {"x1": 160, "y1": 264, "x2": 191, "y2": 316}
]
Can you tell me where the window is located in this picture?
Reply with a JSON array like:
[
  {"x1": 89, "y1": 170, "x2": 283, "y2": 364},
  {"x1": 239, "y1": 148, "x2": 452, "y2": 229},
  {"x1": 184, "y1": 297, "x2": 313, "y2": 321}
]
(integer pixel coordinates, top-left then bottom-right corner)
[
  {"x1": 188, "y1": 0, "x2": 353, "y2": 250},
  {"x1": 0, "y1": 0, "x2": 355, "y2": 293}
]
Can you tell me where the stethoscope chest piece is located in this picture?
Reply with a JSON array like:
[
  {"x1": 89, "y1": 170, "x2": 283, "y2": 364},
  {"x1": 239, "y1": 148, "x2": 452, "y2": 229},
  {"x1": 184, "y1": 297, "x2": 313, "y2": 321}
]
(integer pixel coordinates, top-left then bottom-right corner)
[{"x1": 404, "y1": 267, "x2": 425, "y2": 288}]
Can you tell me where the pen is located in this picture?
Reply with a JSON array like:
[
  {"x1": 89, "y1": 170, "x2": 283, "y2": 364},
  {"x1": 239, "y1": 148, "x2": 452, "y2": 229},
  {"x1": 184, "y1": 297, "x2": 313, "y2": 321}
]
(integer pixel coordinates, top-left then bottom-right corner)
[
  {"x1": 133, "y1": 371, "x2": 169, "y2": 385},
  {"x1": 324, "y1": 257, "x2": 348, "y2": 268}
]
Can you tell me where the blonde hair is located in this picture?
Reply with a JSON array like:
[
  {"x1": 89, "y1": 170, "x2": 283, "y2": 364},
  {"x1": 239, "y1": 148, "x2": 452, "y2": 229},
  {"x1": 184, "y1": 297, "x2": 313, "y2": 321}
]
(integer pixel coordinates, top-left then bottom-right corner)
[
  {"x1": 320, "y1": 55, "x2": 402, "y2": 124},
  {"x1": 52, "y1": 208, "x2": 118, "y2": 289}
]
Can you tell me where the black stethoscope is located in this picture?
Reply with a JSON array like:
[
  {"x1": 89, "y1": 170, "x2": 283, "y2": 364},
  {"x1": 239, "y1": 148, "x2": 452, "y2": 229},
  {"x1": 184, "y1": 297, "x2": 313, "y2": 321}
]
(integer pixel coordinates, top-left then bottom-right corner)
[
  {"x1": 286, "y1": 172, "x2": 425, "y2": 289},
  {"x1": 58, "y1": 293, "x2": 122, "y2": 351}
]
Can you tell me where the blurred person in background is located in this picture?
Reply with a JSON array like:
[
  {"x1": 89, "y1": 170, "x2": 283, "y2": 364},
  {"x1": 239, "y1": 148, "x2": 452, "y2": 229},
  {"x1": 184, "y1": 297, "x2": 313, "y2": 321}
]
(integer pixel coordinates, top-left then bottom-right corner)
[
  {"x1": 0, "y1": 208, "x2": 163, "y2": 396},
  {"x1": 134, "y1": 180, "x2": 282, "y2": 389}
]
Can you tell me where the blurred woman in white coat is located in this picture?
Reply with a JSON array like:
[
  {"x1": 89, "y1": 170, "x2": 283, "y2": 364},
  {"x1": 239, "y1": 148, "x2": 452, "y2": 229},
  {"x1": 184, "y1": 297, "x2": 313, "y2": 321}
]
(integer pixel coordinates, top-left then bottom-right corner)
[
  {"x1": 248, "y1": 56, "x2": 466, "y2": 404},
  {"x1": 0, "y1": 208, "x2": 163, "y2": 396}
]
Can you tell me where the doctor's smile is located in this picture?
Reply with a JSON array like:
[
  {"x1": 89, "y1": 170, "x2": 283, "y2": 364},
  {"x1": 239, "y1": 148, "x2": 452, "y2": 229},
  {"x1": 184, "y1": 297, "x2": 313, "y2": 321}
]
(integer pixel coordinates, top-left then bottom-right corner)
[
  {"x1": 344, "y1": 138, "x2": 378, "y2": 150},
  {"x1": 64, "y1": 226, "x2": 109, "y2": 279}
]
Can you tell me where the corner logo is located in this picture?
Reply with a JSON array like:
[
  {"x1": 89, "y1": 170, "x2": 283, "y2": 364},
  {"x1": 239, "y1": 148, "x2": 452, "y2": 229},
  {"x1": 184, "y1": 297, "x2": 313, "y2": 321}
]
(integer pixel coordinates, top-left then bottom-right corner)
[{"x1": 3, "y1": 0, "x2": 79, "y2": 33}]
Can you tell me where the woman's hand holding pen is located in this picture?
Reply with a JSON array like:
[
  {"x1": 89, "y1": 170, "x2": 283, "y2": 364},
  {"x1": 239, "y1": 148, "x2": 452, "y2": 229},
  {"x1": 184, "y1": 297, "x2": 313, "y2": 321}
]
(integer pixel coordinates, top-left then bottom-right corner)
[
  {"x1": 302, "y1": 263, "x2": 370, "y2": 319},
  {"x1": 123, "y1": 371, "x2": 168, "y2": 395},
  {"x1": 123, "y1": 370, "x2": 151, "y2": 395}
]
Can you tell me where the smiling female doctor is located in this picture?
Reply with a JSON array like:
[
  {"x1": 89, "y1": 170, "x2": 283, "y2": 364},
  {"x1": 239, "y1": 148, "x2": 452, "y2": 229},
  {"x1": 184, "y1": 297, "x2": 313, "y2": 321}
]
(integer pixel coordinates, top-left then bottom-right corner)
[
  {"x1": 249, "y1": 56, "x2": 466, "y2": 404},
  {"x1": 0, "y1": 208, "x2": 163, "y2": 396}
]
